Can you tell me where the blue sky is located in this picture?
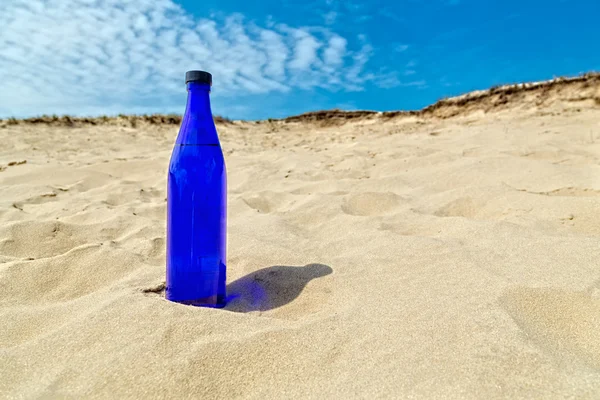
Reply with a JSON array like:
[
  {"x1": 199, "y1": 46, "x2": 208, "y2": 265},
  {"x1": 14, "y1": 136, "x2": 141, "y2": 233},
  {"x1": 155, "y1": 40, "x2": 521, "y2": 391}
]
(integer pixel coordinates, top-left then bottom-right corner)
[{"x1": 0, "y1": 0, "x2": 598, "y2": 120}]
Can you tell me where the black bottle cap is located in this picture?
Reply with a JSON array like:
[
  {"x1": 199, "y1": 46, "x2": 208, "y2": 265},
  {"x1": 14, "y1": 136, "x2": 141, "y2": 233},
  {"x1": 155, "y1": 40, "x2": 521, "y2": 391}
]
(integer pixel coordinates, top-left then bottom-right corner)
[{"x1": 185, "y1": 70, "x2": 212, "y2": 85}]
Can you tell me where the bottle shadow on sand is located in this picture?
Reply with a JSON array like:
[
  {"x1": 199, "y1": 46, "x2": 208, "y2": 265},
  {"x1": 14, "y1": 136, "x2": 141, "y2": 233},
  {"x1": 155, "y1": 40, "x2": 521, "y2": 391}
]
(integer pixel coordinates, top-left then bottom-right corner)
[{"x1": 224, "y1": 263, "x2": 333, "y2": 313}]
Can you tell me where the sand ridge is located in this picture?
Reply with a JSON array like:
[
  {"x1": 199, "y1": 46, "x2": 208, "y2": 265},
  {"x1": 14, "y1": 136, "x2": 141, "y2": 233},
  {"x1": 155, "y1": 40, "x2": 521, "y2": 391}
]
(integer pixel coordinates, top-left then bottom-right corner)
[{"x1": 1, "y1": 76, "x2": 600, "y2": 398}]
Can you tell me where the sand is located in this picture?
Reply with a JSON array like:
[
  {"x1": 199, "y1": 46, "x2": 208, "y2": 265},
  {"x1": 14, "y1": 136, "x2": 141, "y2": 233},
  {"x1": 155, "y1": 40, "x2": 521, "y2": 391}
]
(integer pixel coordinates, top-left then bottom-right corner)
[{"x1": 1, "y1": 77, "x2": 600, "y2": 398}]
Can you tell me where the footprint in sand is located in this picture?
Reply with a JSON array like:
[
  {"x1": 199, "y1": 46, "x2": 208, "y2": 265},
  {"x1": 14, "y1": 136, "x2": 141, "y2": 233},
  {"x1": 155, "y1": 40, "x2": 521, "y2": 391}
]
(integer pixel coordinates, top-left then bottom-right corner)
[
  {"x1": 501, "y1": 286, "x2": 600, "y2": 370},
  {"x1": 241, "y1": 191, "x2": 289, "y2": 214},
  {"x1": 242, "y1": 195, "x2": 273, "y2": 213},
  {"x1": 434, "y1": 197, "x2": 483, "y2": 218},
  {"x1": 0, "y1": 221, "x2": 86, "y2": 259},
  {"x1": 341, "y1": 192, "x2": 405, "y2": 216}
]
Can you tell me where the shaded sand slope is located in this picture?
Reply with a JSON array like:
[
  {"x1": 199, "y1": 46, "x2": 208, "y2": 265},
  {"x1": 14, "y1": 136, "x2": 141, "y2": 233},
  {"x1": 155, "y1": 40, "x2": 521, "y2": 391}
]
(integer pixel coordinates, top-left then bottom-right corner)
[{"x1": 1, "y1": 75, "x2": 600, "y2": 398}]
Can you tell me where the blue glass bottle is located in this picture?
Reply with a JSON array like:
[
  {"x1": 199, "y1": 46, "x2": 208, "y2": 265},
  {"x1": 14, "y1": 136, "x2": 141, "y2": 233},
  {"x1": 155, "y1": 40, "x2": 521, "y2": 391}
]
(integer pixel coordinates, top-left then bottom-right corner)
[{"x1": 166, "y1": 70, "x2": 227, "y2": 308}]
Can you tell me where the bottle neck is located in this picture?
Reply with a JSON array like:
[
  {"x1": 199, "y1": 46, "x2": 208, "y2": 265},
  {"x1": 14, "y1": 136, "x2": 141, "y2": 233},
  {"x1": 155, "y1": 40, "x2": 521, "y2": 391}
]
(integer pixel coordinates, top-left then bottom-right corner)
[
  {"x1": 176, "y1": 82, "x2": 219, "y2": 145},
  {"x1": 184, "y1": 82, "x2": 212, "y2": 117}
]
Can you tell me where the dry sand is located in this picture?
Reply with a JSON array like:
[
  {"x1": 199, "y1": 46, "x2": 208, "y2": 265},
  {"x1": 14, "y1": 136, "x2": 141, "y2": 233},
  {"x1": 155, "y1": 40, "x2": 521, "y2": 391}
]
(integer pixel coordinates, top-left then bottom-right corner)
[{"x1": 1, "y1": 76, "x2": 600, "y2": 398}]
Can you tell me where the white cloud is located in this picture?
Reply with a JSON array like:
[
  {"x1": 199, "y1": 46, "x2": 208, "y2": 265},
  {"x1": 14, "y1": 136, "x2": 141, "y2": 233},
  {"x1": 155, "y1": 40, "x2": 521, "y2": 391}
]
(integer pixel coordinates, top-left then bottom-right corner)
[
  {"x1": 323, "y1": 36, "x2": 347, "y2": 68},
  {"x1": 258, "y1": 30, "x2": 289, "y2": 81},
  {"x1": 401, "y1": 80, "x2": 427, "y2": 87},
  {"x1": 288, "y1": 29, "x2": 322, "y2": 71},
  {"x1": 0, "y1": 0, "x2": 381, "y2": 117},
  {"x1": 345, "y1": 40, "x2": 374, "y2": 90}
]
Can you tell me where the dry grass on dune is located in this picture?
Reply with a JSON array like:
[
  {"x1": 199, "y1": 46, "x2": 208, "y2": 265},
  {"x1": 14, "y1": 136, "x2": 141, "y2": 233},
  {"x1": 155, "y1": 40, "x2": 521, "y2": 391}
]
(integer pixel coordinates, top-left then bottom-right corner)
[
  {"x1": 0, "y1": 113, "x2": 233, "y2": 128},
  {"x1": 1, "y1": 72, "x2": 598, "y2": 128},
  {"x1": 283, "y1": 72, "x2": 600, "y2": 123}
]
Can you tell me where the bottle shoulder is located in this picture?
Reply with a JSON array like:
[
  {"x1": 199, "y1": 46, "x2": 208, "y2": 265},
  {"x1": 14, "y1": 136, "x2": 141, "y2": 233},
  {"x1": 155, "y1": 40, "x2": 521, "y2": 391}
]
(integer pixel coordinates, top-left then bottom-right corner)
[
  {"x1": 176, "y1": 116, "x2": 220, "y2": 145},
  {"x1": 169, "y1": 145, "x2": 225, "y2": 173}
]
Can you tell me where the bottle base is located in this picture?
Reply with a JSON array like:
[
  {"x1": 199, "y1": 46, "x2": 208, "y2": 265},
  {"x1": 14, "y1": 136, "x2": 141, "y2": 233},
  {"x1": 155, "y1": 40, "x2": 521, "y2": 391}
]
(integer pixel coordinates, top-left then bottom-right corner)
[{"x1": 166, "y1": 293, "x2": 226, "y2": 308}]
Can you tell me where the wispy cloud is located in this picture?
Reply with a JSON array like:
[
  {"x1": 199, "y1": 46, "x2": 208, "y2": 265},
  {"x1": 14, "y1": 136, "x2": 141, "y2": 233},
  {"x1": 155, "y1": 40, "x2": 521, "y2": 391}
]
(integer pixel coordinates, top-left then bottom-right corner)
[
  {"x1": 378, "y1": 7, "x2": 405, "y2": 23},
  {"x1": 0, "y1": 0, "x2": 382, "y2": 117},
  {"x1": 324, "y1": 11, "x2": 338, "y2": 25},
  {"x1": 377, "y1": 75, "x2": 426, "y2": 89},
  {"x1": 394, "y1": 44, "x2": 410, "y2": 53},
  {"x1": 323, "y1": 37, "x2": 347, "y2": 68},
  {"x1": 287, "y1": 29, "x2": 322, "y2": 71}
]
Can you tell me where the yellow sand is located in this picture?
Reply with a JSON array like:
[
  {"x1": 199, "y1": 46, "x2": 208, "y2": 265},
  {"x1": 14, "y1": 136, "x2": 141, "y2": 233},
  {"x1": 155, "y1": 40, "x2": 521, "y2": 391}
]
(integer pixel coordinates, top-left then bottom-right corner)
[{"x1": 1, "y1": 79, "x2": 600, "y2": 398}]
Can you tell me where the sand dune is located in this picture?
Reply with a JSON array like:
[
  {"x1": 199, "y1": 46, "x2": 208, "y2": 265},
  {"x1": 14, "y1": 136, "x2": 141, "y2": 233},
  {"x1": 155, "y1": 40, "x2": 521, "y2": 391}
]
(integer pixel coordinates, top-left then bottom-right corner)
[{"x1": 1, "y1": 75, "x2": 600, "y2": 398}]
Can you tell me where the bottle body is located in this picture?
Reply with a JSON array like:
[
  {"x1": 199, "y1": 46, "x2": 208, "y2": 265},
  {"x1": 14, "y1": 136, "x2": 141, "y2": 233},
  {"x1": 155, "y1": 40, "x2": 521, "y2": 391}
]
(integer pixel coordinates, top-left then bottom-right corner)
[{"x1": 166, "y1": 82, "x2": 227, "y2": 307}]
